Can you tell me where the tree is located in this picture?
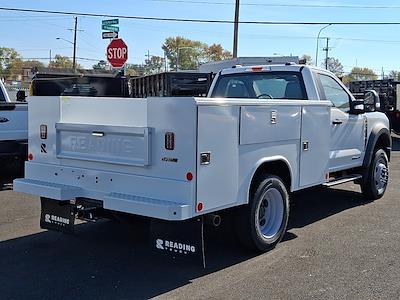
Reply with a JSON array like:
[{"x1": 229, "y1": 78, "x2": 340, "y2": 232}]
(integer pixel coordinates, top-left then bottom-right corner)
[
  {"x1": 92, "y1": 60, "x2": 108, "y2": 70},
  {"x1": 125, "y1": 64, "x2": 145, "y2": 76},
  {"x1": 350, "y1": 67, "x2": 377, "y2": 81},
  {"x1": 203, "y1": 44, "x2": 232, "y2": 62},
  {"x1": 342, "y1": 67, "x2": 378, "y2": 84},
  {"x1": 144, "y1": 56, "x2": 165, "y2": 75},
  {"x1": 49, "y1": 55, "x2": 81, "y2": 69},
  {"x1": 162, "y1": 36, "x2": 205, "y2": 71},
  {"x1": 0, "y1": 47, "x2": 21, "y2": 79},
  {"x1": 300, "y1": 54, "x2": 314, "y2": 65},
  {"x1": 322, "y1": 57, "x2": 344, "y2": 76},
  {"x1": 388, "y1": 70, "x2": 400, "y2": 81},
  {"x1": 21, "y1": 60, "x2": 44, "y2": 75}
]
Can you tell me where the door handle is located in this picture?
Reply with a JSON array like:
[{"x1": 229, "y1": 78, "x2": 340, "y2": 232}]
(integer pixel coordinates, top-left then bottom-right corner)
[{"x1": 332, "y1": 119, "x2": 343, "y2": 125}]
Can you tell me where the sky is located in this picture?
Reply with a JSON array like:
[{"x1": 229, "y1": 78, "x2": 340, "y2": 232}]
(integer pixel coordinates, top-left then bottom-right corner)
[{"x1": 1, "y1": 0, "x2": 400, "y2": 75}]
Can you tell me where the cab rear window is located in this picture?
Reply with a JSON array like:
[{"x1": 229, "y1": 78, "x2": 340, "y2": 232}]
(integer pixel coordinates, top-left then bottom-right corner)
[{"x1": 212, "y1": 72, "x2": 307, "y2": 100}]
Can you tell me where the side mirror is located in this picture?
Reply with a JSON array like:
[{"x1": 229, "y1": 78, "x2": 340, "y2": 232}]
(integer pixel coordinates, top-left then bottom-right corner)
[
  {"x1": 16, "y1": 90, "x2": 26, "y2": 102},
  {"x1": 364, "y1": 90, "x2": 380, "y2": 112},
  {"x1": 350, "y1": 99, "x2": 365, "y2": 115}
]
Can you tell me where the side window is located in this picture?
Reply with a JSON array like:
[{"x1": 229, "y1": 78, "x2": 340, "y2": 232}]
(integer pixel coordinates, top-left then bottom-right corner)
[
  {"x1": 319, "y1": 74, "x2": 350, "y2": 111},
  {"x1": 0, "y1": 87, "x2": 5, "y2": 102}
]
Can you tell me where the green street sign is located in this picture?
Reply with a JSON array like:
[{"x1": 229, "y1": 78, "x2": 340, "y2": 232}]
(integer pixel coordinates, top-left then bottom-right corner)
[
  {"x1": 102, "y1": 19, "x2": 119, "y2": 26},
  {"x1": 102, "y1": 25, "x2": 119, "y2": 32}
]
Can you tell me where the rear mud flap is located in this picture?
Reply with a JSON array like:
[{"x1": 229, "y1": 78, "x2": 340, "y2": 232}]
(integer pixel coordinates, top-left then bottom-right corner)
[
  {"x1": 40, "y1": 198, "x2": 75, "y2": 234},
  {"x1": 150, "y1": 217, "x2": 206, "y2": 268}
]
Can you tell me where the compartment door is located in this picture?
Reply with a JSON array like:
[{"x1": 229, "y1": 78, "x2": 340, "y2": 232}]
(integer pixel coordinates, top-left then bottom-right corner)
[
  {"x1": 299, "y1": 105, "x2": 330, "y2": 187},
  {"x1": 196, "y1": 106, "x2": 239, "y2": 213}
]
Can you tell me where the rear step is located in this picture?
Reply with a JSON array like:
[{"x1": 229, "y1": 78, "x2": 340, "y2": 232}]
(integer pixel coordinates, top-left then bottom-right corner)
[{"x1": 323, "y1": 174, "x2": 362, "y2": 187}]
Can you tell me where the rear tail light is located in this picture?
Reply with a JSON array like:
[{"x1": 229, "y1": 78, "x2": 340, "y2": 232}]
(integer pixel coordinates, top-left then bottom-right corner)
[
  {"x1": 28, "y1": 153, "x2": 33, "y2": 161},
  {"x1": 186, "y1": 172, "x2": 193, "y2": 181},
  {"x1": 251, "y1": 66, "x2": 263, "y2": 72},
  {"x1": 165, "y1": 132, "x2": 175, "y2": 150}
]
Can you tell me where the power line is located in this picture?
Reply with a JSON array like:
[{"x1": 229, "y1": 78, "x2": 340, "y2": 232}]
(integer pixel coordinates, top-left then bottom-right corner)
[
  {"x1": 151, "y1": 0, "x2": 400, "y2": 9},
  {"x1": 2, "y1": 7, "x2": 400, "y2": 25},
  {"x1": 0, "y1": 57, "x2": 102, "y2": 62}
]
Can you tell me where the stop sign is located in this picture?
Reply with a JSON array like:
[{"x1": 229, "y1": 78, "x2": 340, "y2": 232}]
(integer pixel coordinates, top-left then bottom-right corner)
[{"x1": 106, "y1": 38, "x2": 128, "y2": 68}]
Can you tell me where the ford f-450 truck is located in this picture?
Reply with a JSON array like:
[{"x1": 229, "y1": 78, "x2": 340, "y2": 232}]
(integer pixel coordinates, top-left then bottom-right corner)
[{"x1": 14, "y1": 65, "x2": 391, "y2": 259}]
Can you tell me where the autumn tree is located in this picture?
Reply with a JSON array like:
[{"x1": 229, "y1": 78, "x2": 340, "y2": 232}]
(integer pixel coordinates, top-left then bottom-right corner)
[
  {"x1": 203, "y1": 44, "x2": 232, "y2": 62},
  {"x1": 144, "y1": 56, "x2": 165, "y2": 75},
  {"x1": 125, "y1": 63, "x2": 145, "y2": 76},
  {"x1": 342, "y1": 67, "x2": 378, "y2": 84},
  {"x1": 49, "y1": 55, "x2": 81, "y2": 69},
  {"x1": 0, "y1": 47, "x2": 21, "y2": 79}
]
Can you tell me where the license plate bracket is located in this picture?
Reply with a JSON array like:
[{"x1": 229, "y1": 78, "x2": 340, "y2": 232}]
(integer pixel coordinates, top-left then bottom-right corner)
[{"x1": 40, "y1": 197, "x2": 75, "y2": 233}]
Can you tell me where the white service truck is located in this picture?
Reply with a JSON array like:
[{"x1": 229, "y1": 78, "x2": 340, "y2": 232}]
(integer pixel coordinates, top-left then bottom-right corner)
[
  {"x1": 0, "y1": 80, "x2": 28, "y2": 168},
  {"x1": 14, "y1": 65, "x2": 391, "y2": 258}
]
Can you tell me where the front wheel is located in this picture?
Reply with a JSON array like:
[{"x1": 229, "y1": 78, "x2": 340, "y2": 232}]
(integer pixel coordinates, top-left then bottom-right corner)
[
  {"x1": 235, "y1": 175, "x2": 289, "y2": 252},
  {"x1": 361, "y1": 149, "x2": 389, "y2": 200}
]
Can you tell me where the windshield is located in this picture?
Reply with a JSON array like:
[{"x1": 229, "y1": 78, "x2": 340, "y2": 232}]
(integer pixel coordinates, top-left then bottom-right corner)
[{"x1": 212, "y1": 72, "x2": 306, "y2": 100}]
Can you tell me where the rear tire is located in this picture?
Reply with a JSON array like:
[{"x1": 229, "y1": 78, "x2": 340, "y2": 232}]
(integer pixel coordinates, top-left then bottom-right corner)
[
  {"x1": 235, "y1": 175, "x2": 289, "y2": 252},
  {"x1": 361, "y1": 149, "x2": 389, "y2": 200}
]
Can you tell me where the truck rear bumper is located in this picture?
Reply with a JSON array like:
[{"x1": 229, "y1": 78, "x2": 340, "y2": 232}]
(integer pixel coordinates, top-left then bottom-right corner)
[{"x1": 13, "y1": 163, "x2": 193, "y2": 221}]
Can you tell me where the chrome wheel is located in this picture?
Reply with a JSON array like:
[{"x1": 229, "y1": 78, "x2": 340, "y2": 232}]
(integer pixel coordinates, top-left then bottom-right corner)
[
  {"x1": 255, "y1": 188, "x2": 284, "y2": 239},
  {"x1": 374, "y1": 156, "x2": 389, "y2": 195}
]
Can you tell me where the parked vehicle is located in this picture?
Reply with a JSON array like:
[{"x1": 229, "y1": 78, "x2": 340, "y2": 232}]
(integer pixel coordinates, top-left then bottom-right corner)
[
  {"x1": 14, "y1": 64, "x2": 391, "y2": 261},
  {"x1": 349, "y1": 79, "x2": 400, "y2": 134},
  {"x1": 0, "y1": 80, "x2": 28, "y2": 169},
  {"x1": 30, "y1": 71, "x2": 129, "y2": 97}
]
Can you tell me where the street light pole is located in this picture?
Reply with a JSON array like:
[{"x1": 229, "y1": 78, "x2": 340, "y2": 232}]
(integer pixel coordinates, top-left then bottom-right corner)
[
  {"x1": 315, "y1": 24, "x2": 332, "y2": 67},
  {"x1": 324, "y1": 38, "x2": 330, "y2": 70},
  {"x1": 233, "y1": 0, "x2": 240, "y2": 58}
]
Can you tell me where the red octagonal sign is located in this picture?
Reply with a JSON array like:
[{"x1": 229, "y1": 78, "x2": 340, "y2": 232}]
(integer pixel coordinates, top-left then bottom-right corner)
[{"x1": 107, "y1": 38, "x2": 128, "y2": 68}]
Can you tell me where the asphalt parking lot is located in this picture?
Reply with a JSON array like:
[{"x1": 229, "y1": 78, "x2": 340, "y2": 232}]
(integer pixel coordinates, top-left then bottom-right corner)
[{"x1": 1, "y1": 137, "x2": 400, "y2": 300}]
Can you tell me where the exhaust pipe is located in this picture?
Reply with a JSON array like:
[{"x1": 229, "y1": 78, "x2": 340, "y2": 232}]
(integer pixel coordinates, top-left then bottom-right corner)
[{"x1": 205, "y1": 214, "x2": 221, "y2": 227}]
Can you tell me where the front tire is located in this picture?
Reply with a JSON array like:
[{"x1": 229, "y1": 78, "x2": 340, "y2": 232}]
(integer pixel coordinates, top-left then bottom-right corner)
[
  {"x1": 361, "y1": 149, "x2": 389, "y2": 200},
  {"x1": 235, "y1": 175, "x2": 289, "y2": 252}
]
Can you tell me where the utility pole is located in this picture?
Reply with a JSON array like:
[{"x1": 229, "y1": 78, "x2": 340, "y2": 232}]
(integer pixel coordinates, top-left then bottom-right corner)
[
  {"x1": 49, "y1": 50, "x2": 52, "y2": 66},
  {"x1": 164, "y1": 51, "x2": 167, "y2": 72},
  {"x1": 72, "y1": 16, "x2": 77, "y2": 71},
  {"x1": 323, "y1": 37, "x2": 330, "y2": 70},
  {"x1": 233, "y1": 0, "x2": 240, "y2": 58}
]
